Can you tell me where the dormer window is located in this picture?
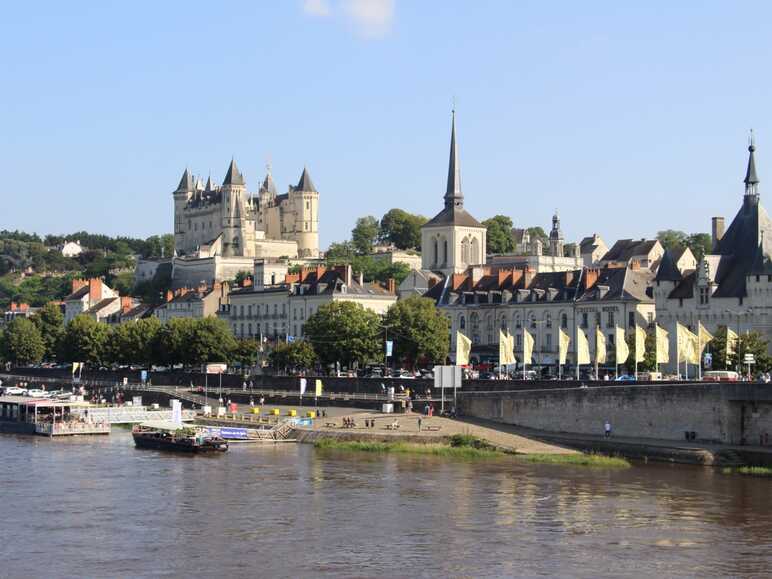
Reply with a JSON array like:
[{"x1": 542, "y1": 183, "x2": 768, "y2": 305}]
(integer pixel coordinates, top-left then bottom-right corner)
[{"x1": 699, "y1": 287, "x2": 710, "y2": 305}]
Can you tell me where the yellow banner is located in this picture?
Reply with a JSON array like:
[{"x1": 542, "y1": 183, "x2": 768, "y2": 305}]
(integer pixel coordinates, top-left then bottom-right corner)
[
  {"x1": 635, "y1": 325, "x2": 646, "y2": 363},
  {"x1": 576, "y1": 327, "x2": 591, "y2": 365},
  {"x1": 559, "y1": 328, "x2": 570, "y2": 366},
  {"x1": 595, "y1": 326, "x2": 607, "y2": 364},
  {"x1": 655, "y1": 325, "x2": 669, "y2": 364},
  {"x1": 726, "y1": 327, "x2": 738, "y2": 364},
  {"x1": 315, "y1": 379, "x2": 323, "y2": 397},
  {"x1": 499, "y1": 330, "x2": 516, "y2": 366},
  {"x1": 698, "y1": 322, "x2": 713, "y2": 356},
  {"x1": 677, "y1": 323, "x2": 699, "y2": 364},
  {"x1": 615, "y1": 327, "x2": 629, "y2": 365},
  {"x1": 522, "y1": 329, "x2": 534, "y2": 365},
  {"x1": 456, "y1": 332, "x2": 472, "y2": 366}
]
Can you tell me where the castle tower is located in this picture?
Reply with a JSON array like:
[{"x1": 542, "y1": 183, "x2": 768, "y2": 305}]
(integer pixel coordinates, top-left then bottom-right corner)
[
  {"x1": 421, "y1": 110, "x2": 486, "y2": 274},
  {"x1": 288, "y1": 167, "x2": 320, "y2": 258},
  {"x1": 220, "y1": 159, "x2": 255, "y2": 257},
  {"x1": 549, "y1": 211, "x2": 564, "y2": 257},
  {"x1": 172, "y1": 168, "x2": 194, "y2": 254}
]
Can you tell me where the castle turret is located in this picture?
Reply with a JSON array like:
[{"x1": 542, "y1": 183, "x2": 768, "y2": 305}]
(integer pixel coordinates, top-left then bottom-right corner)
[
  {"x1": 173, "y1": 168, "x2": 194, "y2": 254},
  {"x1": 288, "y1": 166, "x2": 320, "y2": 258},
  {"x1": 220, "y1": 159, "x2": 255, "y2": 258}
]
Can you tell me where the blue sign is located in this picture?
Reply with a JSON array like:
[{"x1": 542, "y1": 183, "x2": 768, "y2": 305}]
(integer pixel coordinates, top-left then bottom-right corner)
[
  {"x1": 204, "y1": 427, "x2": 249, "y2": 440},
  {"x1": 385, "y1": 340, "x2": 394, "y2": 357},
  {"x1": 287, "y1": 335, "x2": 295, "y2": 343},
  {"x1": 140, "y1": 370, "x2": 148, "y2": 384}
]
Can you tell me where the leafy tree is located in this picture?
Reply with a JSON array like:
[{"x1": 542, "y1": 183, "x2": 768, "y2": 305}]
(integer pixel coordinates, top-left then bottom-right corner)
[
  {"x1": 657, "y1": 229, "x2": 688, "y2": 252},
  {"x1": 233, "y1": 271, "x2": 252, "y2": 287},
  {"x1": 686, "y1": 233, "x2": 712, "y2": 261},
  {"x1": 231, "y1": 338, "x2": 260, "y2": 367},
  {"x1": 709, "y1": 326, "x2": 771, "y2": 373},
  {"x1": 325, "y1": 241, "x2": 357, "y2": 263},
  {"x1": 188, "y1": 318, "x2": 238, "y2": 366},
  {"x1": 526, "y1": 226, "x2": 549, "y2": 246},
  {"x1": 60, "y1": 315, "x2": 110, "y2": 366},
  {"x1": 352, "y1": 216, "x2": 380, "y2": 255},
  {"x1": 623, "y1": 330, "x2": 657, "y2": 373},
  {"x1": 350, "y1": 255, "x2": 410, "y2": 285},
  {"x1": 153, "y1": 318, "x2": 197, "y2": 367},
  {"x1": 483, "y1": 215, "x2": 515, "y2": 255},
  {"x1": 2, "y1": 318, "x2": 45, "y2": 366},
  {"x1": 383, "y1": 296, "x2": 449, "y2": 367},
  {"x1": 269, "y1": 340, "x2": 317, "y2": 372},
  {"x1": 304, "y1": 301, "x2": 382, "y2": 367},
  {"x1": 379, "y1": 209, "x2": 427, "y2": 250},
  {"x1": 106, "y1": 317, "x2": 161, "y2": 367},
  {"x1": 30, "y1": 302, "x2": 65, "y2": 360}
]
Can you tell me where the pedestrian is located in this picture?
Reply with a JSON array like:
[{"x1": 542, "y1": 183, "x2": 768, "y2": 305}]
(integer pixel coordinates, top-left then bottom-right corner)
[
  {"x1": 604, "y1": 420, "x2": 612, "y2": 438},
  {"x1": 242, "y1": 381, "x2": 247, "y2": 391},
  {"x1": 424, "y1": 403, "x2": 430, "y2": 415},
  {"x1": 259, "y1": 396, "x2": 265, "y2": 407},
  {"x1": 418, "y1": 416, "x2": 422, "y2": 431}
]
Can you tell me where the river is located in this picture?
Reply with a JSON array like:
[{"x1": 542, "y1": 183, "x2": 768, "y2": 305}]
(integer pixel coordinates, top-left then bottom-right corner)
[{"x1": 0, "y1": 430, "x2": 769, "y2": 578}]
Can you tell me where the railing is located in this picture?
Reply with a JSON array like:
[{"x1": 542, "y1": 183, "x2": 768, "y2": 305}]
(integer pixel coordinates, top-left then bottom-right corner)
[{"x1": 35, "y1": 421, "x2": 111, "y2": 436}]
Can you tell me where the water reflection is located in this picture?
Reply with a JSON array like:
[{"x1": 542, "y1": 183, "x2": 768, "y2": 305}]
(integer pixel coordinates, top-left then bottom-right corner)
[{"x1": 0, "y1": 432, "x2": 770, "y2": 578}]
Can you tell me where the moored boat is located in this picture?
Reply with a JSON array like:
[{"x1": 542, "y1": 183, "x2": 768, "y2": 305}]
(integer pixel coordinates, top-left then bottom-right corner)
[{"x1": 132, "y1": 421, "x2": 228, "y2": 453}]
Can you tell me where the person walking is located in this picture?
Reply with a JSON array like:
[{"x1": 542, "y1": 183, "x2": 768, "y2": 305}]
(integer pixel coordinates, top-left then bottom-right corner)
[{"x1": 604, "y1": 420, "x2": 612, "y2": 438}]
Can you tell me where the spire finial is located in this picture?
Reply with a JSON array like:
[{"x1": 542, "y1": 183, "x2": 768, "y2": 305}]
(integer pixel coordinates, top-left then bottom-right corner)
[
  {"x1": 444, "y1": 108, "x2": 462, "y2": 208},
  {"x1": 744, "y1": 131, "x2": 760, "y2": 195}
]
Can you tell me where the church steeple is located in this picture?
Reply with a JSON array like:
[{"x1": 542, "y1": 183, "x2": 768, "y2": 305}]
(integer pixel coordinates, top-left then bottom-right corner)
[
  {"x1": 444, "y1": 110, "x2": 463, "y2": 210},
  {"x1": 745, "y1": 130, "x2": 760, "y2": 198}
]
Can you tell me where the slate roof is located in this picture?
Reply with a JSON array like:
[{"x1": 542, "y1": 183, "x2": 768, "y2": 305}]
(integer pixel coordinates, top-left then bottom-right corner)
[
  {"x1": 84, "y1": 297, "x2": 118, "y2": 314},
  {"x1": 600, "y1": 239, "x2": 658, "y2": 262},
  {"x1": 261, "y1": 172, "x2": 277, "y2": 196},
  {"x1": 423, "y1": 206, "x2": 484, "y2": 228},
  {"x1": 294, "y1": 167, "x2": 316, "y2": 192},
  {"x1": 175, "y1": 169, "x2": 194, "y2": 193},
  {"x1": 654, "y1": 249, "x2": 682, "y2": 282},
  {"x1": 223, "y1": 159, "x2": 245, "y2": 187}
]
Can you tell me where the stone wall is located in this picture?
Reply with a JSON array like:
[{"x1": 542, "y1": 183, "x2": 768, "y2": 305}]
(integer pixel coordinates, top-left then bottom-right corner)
[{"x1": 460, "y1": 383, "x2": 772, "y2": 445}]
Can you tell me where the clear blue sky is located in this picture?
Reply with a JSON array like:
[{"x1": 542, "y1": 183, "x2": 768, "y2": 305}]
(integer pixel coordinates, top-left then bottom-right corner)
[{"x1": 2, "y1": 1, "x2": 771, "y2": 249}]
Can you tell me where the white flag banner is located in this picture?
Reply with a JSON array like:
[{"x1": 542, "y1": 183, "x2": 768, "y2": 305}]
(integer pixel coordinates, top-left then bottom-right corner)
[{"x1": 300, "y1": 377, "x2": 307, "y2": 396}]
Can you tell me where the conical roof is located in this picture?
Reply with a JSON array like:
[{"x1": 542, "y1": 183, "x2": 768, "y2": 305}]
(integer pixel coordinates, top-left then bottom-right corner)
[
  {"x1": 745, "y1": 143, "x2": 760, "y2": 187},
  {"x1": 261, "y1": 172, "x2": 277, "y2": 196},
  {"x1": 295, "y1": 167, "x2": 316, "y2": 192},
  {"x1": 175, "y1": 168, "x2": 194, "y2": 193},
  {"x1": 204, "y1": 175, "x2": 214, "y2": 192},
  {"x1": 655, "y1": 249, "x2": 682, "y2": 282},
  {"x1": 444, "y1": 110, "x2": 462, "y2": 208},
  {"x1": 223, "y1": 159, "x2": 245, "y2": 187}
]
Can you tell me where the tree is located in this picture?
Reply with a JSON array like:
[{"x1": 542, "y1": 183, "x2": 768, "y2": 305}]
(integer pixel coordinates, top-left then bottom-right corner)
[
  {"x1": 657, "y1": 229, "x2": 688, "y2": 252},
  {"x1": 233, "y1": 271, "x2": 252, "y2": 287},
  {"x1": 303, "y1": 301, "x2": 382, "y2": 367},
  {"x1": 60, "y1": 315, "x2": 110, "y2": 366},
  {"x1": 153, "y1": 318, "x2": 196, "y2": 367},
  {"x1": 686, "y1": 233, "x2": 712, "y2": 261},
  {"x1": 623, "y1": 330, "x2": 657, "y2": 373},
  {"x1": 379, "y1": 209, "x2": 427, "y2": 250},
  {"x1": 351, "y1": 216, "x2": 380, "y2": 255},
  {"x1": 30, "y1": 302, "x2": 65, "y2": 360},
  {"x1": 188, "y1": 318, "x2": 238, "y2": 366},
  {"x1": 383, "y1": 296, "x2": 449, "y2": 368},
  {"x1": 325, "y1": 241, "x2": 357, "y2": 263},
  {"x1": 709, "y1": 326, "x2": 771, "y2": 373},
  {"x1": 106, "y1": 317, "x2": 161, "y2": 367},
  {"x1": 2, "y1": 318, "x2": 45, "y2": 366},
  {"x1": 482, "y1": 215, "x2": 515, "y2": 255},
  {"x1": 526, "y1": 226, "x2": 549, "y2": 246},
  {"x1": 231, "y1": 338, "x2": 260, "y2": 367},
  {"x1": 269, "y1": 340, "x2": 318, "y2": 372}
]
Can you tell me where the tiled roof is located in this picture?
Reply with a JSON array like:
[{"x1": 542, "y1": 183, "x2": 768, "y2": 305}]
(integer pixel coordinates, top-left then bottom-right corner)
[{"x1": 600, "y1": 239, "x2": 658, "y2": 262}]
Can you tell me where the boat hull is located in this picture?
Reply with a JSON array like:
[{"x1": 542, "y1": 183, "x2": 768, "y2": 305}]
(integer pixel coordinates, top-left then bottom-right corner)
[{"x1": 132, "y1": 432, "x2": 228, "y2": 453}]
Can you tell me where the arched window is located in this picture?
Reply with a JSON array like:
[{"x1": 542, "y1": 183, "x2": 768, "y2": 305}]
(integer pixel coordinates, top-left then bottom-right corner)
[
  {"x1": 470, "y1": 312, "x2": 480, "y2": 344},
  {"x1": 459, "y1": 315, "x2": 466, "y2": 330},
  {"x1": 471, "y1": 237, "x2": 480, "y2": 265},
  {"x1": 545, "y1": 313, "x2": 552, "y2": 328},
  {"x1": 461, "y1": 238, "x2": 470, "y2": 264},
  {"x1": 443, "y1": 238, "x2": 448, "y2": 265},
  {"x1": 433, "y1": 238, "x2": 439, "y2": 266},
  {"x1": 514, "y1": 313, "x2": 522, "y2": 329},
  {"x1": 486, "y1": 314, "x2": 494, "y2": 344},
  {"x1": 500, "y1": 316, "x2": 508, "y2": 331}
]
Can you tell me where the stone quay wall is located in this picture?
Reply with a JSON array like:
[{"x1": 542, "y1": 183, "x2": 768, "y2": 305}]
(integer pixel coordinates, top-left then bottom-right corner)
[{"x1": 459, "y1": 382, "x2": 772, "y2": 445}]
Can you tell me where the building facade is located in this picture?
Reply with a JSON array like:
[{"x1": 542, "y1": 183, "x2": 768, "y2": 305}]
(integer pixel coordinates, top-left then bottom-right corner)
[
  {"x1": 654, "y1": 137, "x2": 772, "y2": 369},
  {"x1": 64, "y1": 278, "x2": 120, "y2": 323},
  {"x1": 154, "y1": 283, "x2": 230, "y2": 323}
]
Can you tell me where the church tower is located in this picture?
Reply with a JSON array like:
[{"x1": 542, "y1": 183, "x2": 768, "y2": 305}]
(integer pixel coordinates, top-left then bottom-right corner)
[
  {"x1": 421, "y1": 111, "x2": 487, "y2": 274},
  {"x1": 549, "y1": 211, "x2": 564, "y2": 257}
]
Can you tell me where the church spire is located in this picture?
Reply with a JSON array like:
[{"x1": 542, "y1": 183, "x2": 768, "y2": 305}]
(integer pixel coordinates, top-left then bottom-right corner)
[
  {"x1": 444, "y1": 109, "x2": 463, "y2": 210},
  {"x1": 745, "y1": 130, "x2": 759, "y2": 197}
]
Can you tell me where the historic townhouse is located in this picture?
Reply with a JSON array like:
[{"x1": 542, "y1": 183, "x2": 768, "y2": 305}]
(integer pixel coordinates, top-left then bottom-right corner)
[{"x1": 655, "y1": 136, "x2": 772, "y2": 370}]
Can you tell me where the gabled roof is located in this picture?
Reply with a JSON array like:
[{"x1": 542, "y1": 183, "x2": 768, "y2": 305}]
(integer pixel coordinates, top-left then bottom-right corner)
[
  {"x1": 600, "y1": 239, "x2": 658, "y2": 262},
  {"x1": 223, "y1": 159, "x2": 245, "y2": 187},
  {"x1": 423, "y1": 206, "x2": 484, "y2": 228},
  {"x1": 295, "y1": 167, "x2": 316, "y2": 192},
  {"x1": 64, "y1": 286, "x2": 90, "y2": 301}
]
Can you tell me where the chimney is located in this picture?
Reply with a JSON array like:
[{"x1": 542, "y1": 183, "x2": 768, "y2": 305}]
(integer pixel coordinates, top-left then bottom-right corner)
[
  {"x1": 497, "y1": 268, "x2": 512, "y2": 288},
  {"x1": 9, "y1": 302, "x2": 16, "y2": 312},
  {"x1": 712, "y1": 217, "x2": 725, "y2": 251},
  {"x1": 315, "y1": 265, "x2": 327, "y2": 280},
  {"x1": 285, "y1": 273, "x2": 300, "y2": 285},
  {"x1": 584, "y1": 268, "x2": 600, "y2": 290},
  {"x1": 630, "y1": 259, "x2": 641, "y2": 271},
  {"x1": 19, "y1": 303, "x2": 29, "y2": 312},
  {"x1": 88, "y1": 278, "x2": 102, "y2": 303},
  {"x1": 120, "y1": 296, "x2": 134, "y2": 313},
  {"x1": 71, "y1": 278, "x2": 88, "y2": 294},
  {"x1": 387, "y1": 278, "x2": 396, "y2": 294},
  {"x1": 452, "y1": 273, "x2": 467, "y2": 291},
  {"x1": 524, "y1": 266, "x2": 536, "y2": 287},
  {"x1": 241, "y1": 277, "x2": 252, "y2": 288}
]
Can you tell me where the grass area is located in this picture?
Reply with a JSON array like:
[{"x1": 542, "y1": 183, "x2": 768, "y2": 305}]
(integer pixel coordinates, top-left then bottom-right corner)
[
  {"x1": 512, "y1": 452, "x2": 631, "y2": 468},
  {"x1": 313, "y1": 436, "x2": 503, "y2": 459},
  {"x1": 722, "y1": 466, "x2": 772, "y2": 477}
]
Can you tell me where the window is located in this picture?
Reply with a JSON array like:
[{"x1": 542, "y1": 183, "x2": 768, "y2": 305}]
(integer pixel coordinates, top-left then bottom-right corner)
[
  {"x1": 459, "y1": 315, "x2": 466, "y2": 330},
  {"x1": 545, "y1": 333, "x2": 552, "y2": 350},
  {"x1": 699, "y1": 287, "x2": 710, "y2": 305},
  {"x1": 443, "y1": 240, "x2": 448, "y2": 265},
  {"x1": 628, "y1": 311, "x2": 635, "y2": 328},
  {"x1": 517, "y1": 334, "x2": 522, "y2": 347},
  {"x1": 546, "y1": 313, "x2": 552, "y2": 328},
  {"x1": 500, "y1": 317, "x2": 508, "y2": 331},
  {"x1": 581, "y1": 312, "x2": 588, "y2": 329},
  {"x1": 607, "y1": 311, "x2": 615, "y2": 328},
  {"x1": 530, "y1": 316, "x2": 536, "y2": 329},
  {"x1": 608, "y1": 333, "x2": 615, "y2": 346},
  {"x1": 561, "y1": 313, "x2": 568, "y2": 329},
  {"x1": 515, "y1": 315, "x2": 522, "y2": 329},
  {"x1": 433, "y1": 239, "x2": 439, "y2": 266},
  {"x1": 470, "y1": 312, "x2": 480, "y2": 344},
  {"x1": 273, "y1": 304, "x2": 278, "y2": 316},
  {"x1": 647, "y1": 312, "x2": 654, "y2": 325},
  {"x1": 486, "y1": 315, "x2": 494, "y2": 344},
  {"x1": 247, "y1": 305, "x2": 252, "y2": 317}
]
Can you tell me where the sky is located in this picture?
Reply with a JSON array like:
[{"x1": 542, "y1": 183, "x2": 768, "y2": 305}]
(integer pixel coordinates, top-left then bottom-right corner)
[{"x1": 2, "y1": 0, "x2": 772, "y2": 249}]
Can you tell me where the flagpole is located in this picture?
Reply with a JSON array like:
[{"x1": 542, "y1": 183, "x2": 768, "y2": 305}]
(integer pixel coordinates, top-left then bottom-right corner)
[
  {"x1": 522, "y1": 326, "x2": 526, "y2": 380},
  {"x1": 698, "y1": 323, "x2": 702, "y2": 381}
]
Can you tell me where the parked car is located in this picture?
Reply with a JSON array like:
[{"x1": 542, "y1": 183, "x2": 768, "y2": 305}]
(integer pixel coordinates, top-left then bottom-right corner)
[
  {"x1": 3, "y1": 386, "x2": 27, "y2": 396},
  {"x1": 26, "y1": 389, "x2": 51, "y2": 398},
  {"x1": 615, "y1": 375, "x2": 636, "y2": 381}
]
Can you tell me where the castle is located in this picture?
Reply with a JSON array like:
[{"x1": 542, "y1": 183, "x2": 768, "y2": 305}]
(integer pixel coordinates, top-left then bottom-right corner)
[{"x1": 173, "y1": 159, "x2": 319, "y2": 260}]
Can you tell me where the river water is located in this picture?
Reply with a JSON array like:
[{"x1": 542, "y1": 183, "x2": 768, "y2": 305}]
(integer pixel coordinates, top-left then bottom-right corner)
[{"x1": 0, "y1": 430, "x2": 770, "y2": 579}]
